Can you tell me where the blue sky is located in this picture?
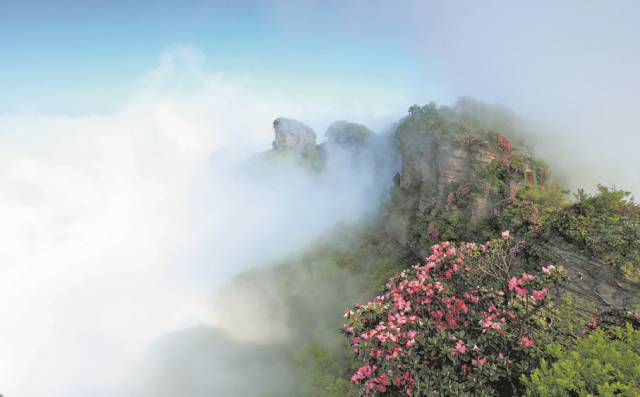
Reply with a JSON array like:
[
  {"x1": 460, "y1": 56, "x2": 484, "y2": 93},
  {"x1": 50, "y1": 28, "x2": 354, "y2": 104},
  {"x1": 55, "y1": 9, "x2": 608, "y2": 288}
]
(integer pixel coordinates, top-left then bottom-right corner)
[{"x1": 1, "y1": 1, "x2": 436, "y2": 114}]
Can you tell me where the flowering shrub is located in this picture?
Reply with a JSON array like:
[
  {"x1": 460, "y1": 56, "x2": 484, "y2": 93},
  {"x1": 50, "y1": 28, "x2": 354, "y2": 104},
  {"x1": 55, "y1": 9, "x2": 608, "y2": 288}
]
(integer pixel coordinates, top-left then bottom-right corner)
[{"x1": 342, "y1": 234, "x2": 565, "y2": 396}]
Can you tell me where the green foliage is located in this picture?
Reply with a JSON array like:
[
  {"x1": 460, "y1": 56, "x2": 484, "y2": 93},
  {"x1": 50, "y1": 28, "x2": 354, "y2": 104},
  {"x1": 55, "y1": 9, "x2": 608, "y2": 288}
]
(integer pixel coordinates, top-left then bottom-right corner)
[
  {"x1": 549, "y1": 185, "x2": 640, "y2": 281},
  {"x1": 522, "y1": 325, "x2": 640, "y2": 397},
  {"x1": 295, "y1": 345, "x2": 357, "y2": 397},
  {"x1": 421, "y1": 205, "x2": 471, "y2": 244},
  {"x1": 528, "y1": 294, "x2": 597, "y2": 363},
  {"x1": 402, "y1": 98, "x2": 529, "y2": 147},
  {"x1": 493, "y1": 185, "x2": 567, "y2": 238}
]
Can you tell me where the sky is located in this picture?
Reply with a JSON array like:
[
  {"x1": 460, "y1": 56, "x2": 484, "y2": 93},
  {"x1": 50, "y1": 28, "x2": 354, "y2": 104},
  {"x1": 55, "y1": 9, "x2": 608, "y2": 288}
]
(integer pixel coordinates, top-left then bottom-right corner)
[
  {"x1": 0, "y1": 1, "x2": 428, "y2": 114},
  {"x1": 1, "y1": 1, "x2": 640, "y2": 396}
]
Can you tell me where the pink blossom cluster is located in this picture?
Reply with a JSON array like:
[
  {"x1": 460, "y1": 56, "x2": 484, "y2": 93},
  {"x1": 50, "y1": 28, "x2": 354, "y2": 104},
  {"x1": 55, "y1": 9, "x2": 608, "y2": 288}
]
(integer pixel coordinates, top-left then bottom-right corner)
[
  {"x1": 343, "y1": 237, "x2": 559, "y2": 396},
  {"x1": 507, "y1": 274, "x2": 548, "y2": 303}
]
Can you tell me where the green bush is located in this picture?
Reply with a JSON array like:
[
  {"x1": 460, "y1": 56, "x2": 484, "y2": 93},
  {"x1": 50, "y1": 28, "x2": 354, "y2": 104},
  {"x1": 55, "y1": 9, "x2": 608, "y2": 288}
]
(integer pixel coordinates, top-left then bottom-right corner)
[
  {"x1": 549, "y1": 185, "x2": 640, "y2": 281},
  {"x1": 522, "y1": 325, "x2": 640, "y2": 397}
]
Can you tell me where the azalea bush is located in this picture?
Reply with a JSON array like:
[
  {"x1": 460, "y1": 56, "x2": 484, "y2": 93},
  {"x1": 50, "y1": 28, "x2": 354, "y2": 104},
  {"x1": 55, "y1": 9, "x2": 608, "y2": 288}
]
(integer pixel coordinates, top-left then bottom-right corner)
[{"x1": 342, "y1": 233, "x2": 566, "y2": 396}]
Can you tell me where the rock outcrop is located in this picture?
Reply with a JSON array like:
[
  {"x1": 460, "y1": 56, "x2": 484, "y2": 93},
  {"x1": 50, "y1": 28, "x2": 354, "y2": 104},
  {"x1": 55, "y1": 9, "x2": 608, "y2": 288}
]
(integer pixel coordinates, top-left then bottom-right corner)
[
  {"x1": 382, "y1": 103, "x2": 554, "y2": 258},
  {"x1": 272, "y1": 117, "x2": 316, "y2": 152},
  {"x1": 546, "y1": 241, "x2": 640, "y2": 310},
  {"x1": 385, "y1": 121, "x2": 512, "y2": 248},
  {"x1": 325, "y1": 121, "x2": 372, "y2": 147}
]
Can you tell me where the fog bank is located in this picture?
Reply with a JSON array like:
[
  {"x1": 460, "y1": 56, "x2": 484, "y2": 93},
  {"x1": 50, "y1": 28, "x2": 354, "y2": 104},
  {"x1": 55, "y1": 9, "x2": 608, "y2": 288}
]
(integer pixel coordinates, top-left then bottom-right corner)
[{"x1": 0, "y1": 48, "x2": 398, "y2": 397}]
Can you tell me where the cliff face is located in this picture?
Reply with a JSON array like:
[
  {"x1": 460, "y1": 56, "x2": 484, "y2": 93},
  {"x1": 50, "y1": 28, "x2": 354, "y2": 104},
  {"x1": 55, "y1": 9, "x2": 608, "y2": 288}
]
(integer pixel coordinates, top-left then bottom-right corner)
[
  {"x1": 392, "y1": 134, "x2": 498, "y2": 236},
  {"x1": 384, "y1": 107, "x2": 542, "y2": 253},
  {"x1": 547, "y1": 241, "x2": 640, "y2": 311}
]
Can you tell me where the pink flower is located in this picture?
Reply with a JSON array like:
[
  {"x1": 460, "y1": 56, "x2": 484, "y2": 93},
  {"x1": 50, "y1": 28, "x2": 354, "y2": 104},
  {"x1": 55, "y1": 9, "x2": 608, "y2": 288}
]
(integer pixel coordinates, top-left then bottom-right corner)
[
  {"x1": 464, "y1": 292, "x2": 479, "y2": 303},
  {"x1": 521, "y1": 336, "x2": 534, "y2": 348},
  {"x1": 452, "y1": 340, "x2": 467, "y2": 355},
  {"x1": 520, "y1": 273, "x2": 535, "y2": 283},
  {"x1": 472, "y1": 357, "x2": 488, "y2": 366},
  {"x1": 444, "y1": 268, "x2": 455, "y2": 279},
  {"x1": 508, "y1": 277, "x2": 518, "y2": 291},
  {"x1": 454, "y1": 298, "x2": 469, "y2": 314},
  {"x1": 481, "y1": 318, "x2": 504, "y2": 332},
  {"x1": 351, "y1": 364, "x2": 374, "y2": 383},
  {"x1": 501, "y1": 230, "x2": 510, "y2": 239},
  {"x1": 531, "y1": 288, "x2": 548, "y2": 302},
  {"x1": 541, "y1": 265, "x2": 556, "y2": 274}
]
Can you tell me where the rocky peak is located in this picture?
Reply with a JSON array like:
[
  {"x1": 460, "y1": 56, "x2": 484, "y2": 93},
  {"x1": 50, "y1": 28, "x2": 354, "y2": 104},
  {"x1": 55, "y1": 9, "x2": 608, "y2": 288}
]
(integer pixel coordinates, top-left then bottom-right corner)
[
  {"x1": 272, "y1": 117, "x2": 316, "y2": 152},
  {"x1": 325, "y1": 121, "x2": 372, "y2": 147}
]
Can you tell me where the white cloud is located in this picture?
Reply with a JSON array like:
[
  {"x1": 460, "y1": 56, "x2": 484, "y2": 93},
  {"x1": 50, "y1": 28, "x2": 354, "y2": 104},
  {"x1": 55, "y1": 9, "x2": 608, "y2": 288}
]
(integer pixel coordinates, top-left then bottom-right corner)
[{"x1": 0, "y1": 47, "x2": 401, "y2": 397}]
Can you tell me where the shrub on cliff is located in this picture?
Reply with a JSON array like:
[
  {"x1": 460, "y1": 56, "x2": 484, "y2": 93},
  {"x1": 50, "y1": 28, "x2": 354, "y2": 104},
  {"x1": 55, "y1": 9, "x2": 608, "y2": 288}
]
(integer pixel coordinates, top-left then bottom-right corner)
[
  {"x1": 342, "y1": 234, "x2": 565, "y2": 396},
  {"x1": 549, "y1": 185, "x2": 640, "y2": 281},
  {"x1": 522, "y1": 324, "x2": 640, "y2": 397}
]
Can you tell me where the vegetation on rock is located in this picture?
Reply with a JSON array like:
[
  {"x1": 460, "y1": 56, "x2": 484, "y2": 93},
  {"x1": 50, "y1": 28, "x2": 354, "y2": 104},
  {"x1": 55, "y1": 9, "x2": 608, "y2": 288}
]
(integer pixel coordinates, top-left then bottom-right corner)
[{"x1": 547, "y1": 185, "x2": 640, "y2": 281}]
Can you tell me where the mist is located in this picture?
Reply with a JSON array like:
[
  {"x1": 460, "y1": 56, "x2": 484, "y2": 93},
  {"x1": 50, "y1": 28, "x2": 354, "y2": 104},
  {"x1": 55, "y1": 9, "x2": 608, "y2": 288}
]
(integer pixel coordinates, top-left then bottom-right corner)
[
  {"x1": 0, "y1": 48, "x2": 399, "y2": 397},
  {"x1": 420, "y1": 1, "x2": 640, "y2": 194}
]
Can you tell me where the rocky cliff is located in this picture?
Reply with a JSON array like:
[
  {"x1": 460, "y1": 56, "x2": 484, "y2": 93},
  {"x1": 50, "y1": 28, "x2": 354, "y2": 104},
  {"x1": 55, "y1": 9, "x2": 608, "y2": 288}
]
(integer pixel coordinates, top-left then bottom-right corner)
[
  {"x1": 545, "y1": 240, "x2": 640, "y2": 310},
  {"x1": 384, "y1": 104, "x2": 548, "y2": 254}
]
